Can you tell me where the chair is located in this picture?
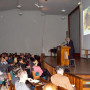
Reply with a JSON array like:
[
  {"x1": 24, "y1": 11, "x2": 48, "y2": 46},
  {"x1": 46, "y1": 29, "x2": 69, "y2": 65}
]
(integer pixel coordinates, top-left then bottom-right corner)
[
  {"x1": 69, "y1": 59, "x2": 76, "y2": 66},
  {"x1": 32, "y1": 71, "x2": 40, "y2": 80},
  {"x1": 7, "y1": 72, "x2": 15, "y2": 90}
]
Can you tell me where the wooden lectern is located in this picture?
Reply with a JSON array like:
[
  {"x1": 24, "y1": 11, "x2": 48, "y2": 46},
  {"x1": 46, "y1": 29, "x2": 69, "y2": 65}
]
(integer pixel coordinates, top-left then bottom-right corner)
[{"x1": 57, "y1": 46, "x2": 71, "y2": 66}]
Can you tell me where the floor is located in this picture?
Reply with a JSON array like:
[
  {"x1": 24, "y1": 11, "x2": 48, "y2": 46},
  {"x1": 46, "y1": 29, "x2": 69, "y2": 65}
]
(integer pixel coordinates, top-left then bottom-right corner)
[{"x1": 44, "y1": 56, "x2": 90, "y2": 75}]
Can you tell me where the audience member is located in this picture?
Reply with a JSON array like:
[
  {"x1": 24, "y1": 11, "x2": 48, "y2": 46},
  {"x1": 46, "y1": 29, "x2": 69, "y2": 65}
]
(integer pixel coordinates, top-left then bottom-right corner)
[
  {"x1": 32, "y1": 60, "x2": 43, "y2": 79},
  {"x1": 0, "y1": 56, "x2": 9, "y2": 72},
  {"x1": 32, "y1": 60, "x2": 51, "y2": 80},
  {"x1": 7, "y1": 56, "x2": 13, "y2": 64},
  {"x1": 51, "y1": 66, "x2": 74, "y2": 90},
  {"x1": 13, "y1": 65, "x2": 32, "y2": 90}
]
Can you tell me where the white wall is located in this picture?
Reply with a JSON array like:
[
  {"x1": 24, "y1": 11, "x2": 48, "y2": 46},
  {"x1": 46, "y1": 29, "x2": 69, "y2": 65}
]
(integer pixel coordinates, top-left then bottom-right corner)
[
  {"x1": 69, "y1": 9, "x2": 80, "y2": 53},
  {"x1": 0, "y1": 9, "x2": 68, "y2": 55},
  {"x1": 43, "y1": 15, "x2": 68, "y2": 55}
]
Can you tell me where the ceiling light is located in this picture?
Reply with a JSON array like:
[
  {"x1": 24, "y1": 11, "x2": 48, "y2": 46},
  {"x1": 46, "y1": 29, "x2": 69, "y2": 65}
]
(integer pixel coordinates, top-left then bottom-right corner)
[
  {"x1": 35, "y1": 3, "x2": 40, "y2": 8},
  {"x1": 17, "y1": 5, "x2": 22, "y2": 8},
  {"x1": 78, "y1": 2, "x2": 81, "y2": 5},
  {"x1": 61, "y1": 9, "x2": 66, "y2": 13},
  {"x1": 35, "y1": 3, "x2": 44, "y2": 8}
]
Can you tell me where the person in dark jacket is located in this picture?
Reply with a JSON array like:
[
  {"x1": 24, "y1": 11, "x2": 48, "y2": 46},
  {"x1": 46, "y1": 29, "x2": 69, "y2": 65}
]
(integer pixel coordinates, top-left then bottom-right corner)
[{"x1": 66, "y1": 37, "x2": 74, "y2": 59}]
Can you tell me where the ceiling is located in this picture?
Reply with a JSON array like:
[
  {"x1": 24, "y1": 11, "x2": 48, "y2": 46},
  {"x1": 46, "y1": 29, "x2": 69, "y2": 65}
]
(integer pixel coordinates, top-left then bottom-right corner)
[{"x1": 0, "y1": 0, "x2": 80, "y2": 15}]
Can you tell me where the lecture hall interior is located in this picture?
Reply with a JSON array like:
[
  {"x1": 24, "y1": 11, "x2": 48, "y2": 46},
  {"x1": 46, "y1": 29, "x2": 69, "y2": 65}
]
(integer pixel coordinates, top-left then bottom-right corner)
[{"x1": 0, "y1": 0, "x2": 90, "y2": 90}]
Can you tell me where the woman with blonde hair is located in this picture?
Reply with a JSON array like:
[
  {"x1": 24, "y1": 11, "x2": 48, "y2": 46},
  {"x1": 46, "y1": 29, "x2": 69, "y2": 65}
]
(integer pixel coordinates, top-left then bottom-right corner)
[{"x1": 13, "y1": 56, "x2": 17, "y2": 65}]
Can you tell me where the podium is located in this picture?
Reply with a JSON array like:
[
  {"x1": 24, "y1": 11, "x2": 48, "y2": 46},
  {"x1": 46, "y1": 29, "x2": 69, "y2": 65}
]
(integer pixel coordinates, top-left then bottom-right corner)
[{"x1": 57, "y1": 46, "x2": 71, "y2": 66}]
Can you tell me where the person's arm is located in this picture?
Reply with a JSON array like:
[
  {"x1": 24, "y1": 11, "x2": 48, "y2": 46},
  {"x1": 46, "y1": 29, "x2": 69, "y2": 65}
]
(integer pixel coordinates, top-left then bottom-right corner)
[{"x1": 32, "y1": 71, "x2": 40, "y2": 80}]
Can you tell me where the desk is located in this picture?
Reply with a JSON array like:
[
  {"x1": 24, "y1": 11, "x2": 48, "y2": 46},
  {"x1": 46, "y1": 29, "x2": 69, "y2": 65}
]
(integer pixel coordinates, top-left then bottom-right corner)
[{"x1": 29, "y1": 78, "x2": 49, "y2": 90}]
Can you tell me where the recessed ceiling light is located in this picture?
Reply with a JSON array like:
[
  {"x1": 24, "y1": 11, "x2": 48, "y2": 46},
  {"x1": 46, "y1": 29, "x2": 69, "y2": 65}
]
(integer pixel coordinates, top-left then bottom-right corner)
[
  {"x1": 61, "y1": 9, "x2": 66, "y2": 13},
  {"x1": 40, "y1": 5, "x2": 44, "y2": 8},
  {"x1": 17, "y1": 5, "x2": 22, "y2": 8},
  {"x1": 35, "y1": 3, "x2": 44, "y2": 8},
  {"x1": 78, "y1": 2, "x2": 81, "y2": 5}
]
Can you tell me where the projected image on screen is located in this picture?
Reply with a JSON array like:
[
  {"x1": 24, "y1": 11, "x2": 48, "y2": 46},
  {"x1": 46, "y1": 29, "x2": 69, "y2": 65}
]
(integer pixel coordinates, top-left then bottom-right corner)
[{"x1": 83, "y1": 6, "x2": 90, "y2": 35}]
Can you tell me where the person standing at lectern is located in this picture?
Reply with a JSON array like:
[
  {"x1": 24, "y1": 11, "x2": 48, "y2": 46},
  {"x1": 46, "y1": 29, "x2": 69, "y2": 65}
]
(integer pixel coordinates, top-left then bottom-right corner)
[{"x1": 65, "y1": 37, "x2": 74, "y2": 59}]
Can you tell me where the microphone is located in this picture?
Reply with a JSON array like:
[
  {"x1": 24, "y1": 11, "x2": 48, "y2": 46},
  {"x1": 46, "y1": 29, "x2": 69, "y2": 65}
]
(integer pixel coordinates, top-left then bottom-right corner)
[{"x1": 61, "y1": 42, "x2": 66, "y2": 46}]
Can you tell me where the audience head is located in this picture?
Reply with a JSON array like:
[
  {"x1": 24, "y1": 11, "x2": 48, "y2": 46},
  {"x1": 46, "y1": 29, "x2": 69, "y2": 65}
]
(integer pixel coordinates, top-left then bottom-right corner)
[
  {"x1": 20, "y1": 53, "x2": 24, "y2": 59},
  {"x1": 55, "y1": 66, "x2": 65, "y2": 75},
  {"x1": 18, "y1": 57, "x2": 23, "y2": 63},
  {"x1": 33, "y1": 60, "x2": 38, "y2": 66},
  {"x1": 34, "y1": 55, "x2": 40, "y2": 62},
  {"x1": 43, "y1": 83, "x2": 57, "y2": 90},
  {"x1": 4, "y1": 56, "x2": 8, "y2": 61},
  {"x1": 13, "y1": 57, "x2": 17, "y2": 65},
  {"x1": 13, "y1": 65, "x2": 28, "y2": 82}
]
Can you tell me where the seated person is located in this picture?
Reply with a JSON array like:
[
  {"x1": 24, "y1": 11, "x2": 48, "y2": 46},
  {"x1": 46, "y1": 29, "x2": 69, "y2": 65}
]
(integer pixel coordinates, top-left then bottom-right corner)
[
  {"x1": 32, "y1": 60, "x2": 51, "y2": 80},
  {"x1": 32, "y1": 60, "x2": 43, "y2": 80},
  {"x1": 13, "y1": 65, "x2": 32, "y2": 90},
  {"x1": 51, "y1": 66, "x2": 74, "y2": 90},
  {"x1": 7, "y1": 56, "x2": 13, "y2": 64},
  {"x1": 0, "y1": 57, "x2": 9, "y2": 72},
  {"x1": 18, "y1": 57, "x2": 26, "y2": 69}
]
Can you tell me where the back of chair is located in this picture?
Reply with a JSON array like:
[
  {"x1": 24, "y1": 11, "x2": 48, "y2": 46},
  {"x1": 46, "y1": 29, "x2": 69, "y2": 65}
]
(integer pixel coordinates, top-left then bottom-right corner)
[
  {"x1": 7, "y1": 72, "x2": 15, "y2": 90},
  {"x1": 32, "y1": 71, "x2": 40, "y2": 80}
]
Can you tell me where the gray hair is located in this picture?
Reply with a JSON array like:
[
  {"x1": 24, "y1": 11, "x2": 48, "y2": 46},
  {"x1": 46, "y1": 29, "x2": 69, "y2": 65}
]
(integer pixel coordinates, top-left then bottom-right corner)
[{"x1": 55, "y1": 66, "x2": 65, "y2": 73}]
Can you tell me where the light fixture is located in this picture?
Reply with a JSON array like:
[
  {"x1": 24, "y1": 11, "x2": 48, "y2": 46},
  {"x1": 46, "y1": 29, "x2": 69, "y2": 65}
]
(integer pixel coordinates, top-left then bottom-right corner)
[
  {"x1": 78, "y1": 2, "x2": 81, "y2": 5},
  {"x1": 61, "y1": 9, "x2": 66, "y2": 13},
  {"x1": 17, "y1": 4, "x2": 22, "y2": 8},
  {"x1": 35, "y1": 3, "x2": 44, "y2": 8},
  {"x1": 35, "y1": 3, "x2": 40, "y2": 8}
]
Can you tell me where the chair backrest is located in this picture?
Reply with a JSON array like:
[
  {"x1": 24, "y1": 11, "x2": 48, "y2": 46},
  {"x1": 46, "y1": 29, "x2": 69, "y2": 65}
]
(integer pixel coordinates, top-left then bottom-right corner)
[
  {"x1": 7, "y1": 72, "x2": 15, "y2": 90},
  {"x1": 8, "y1": 72, "x2": 12, "y2": 81},
  {"x1": 32, "y1": 71, "x2": 40, "y2": 80}
]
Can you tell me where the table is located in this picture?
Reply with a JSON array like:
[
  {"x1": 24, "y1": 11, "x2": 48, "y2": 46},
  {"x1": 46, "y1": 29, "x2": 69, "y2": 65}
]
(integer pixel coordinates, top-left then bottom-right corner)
[{"x1": 29, "y1": 78, "x2": 49, "y2": 90}]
